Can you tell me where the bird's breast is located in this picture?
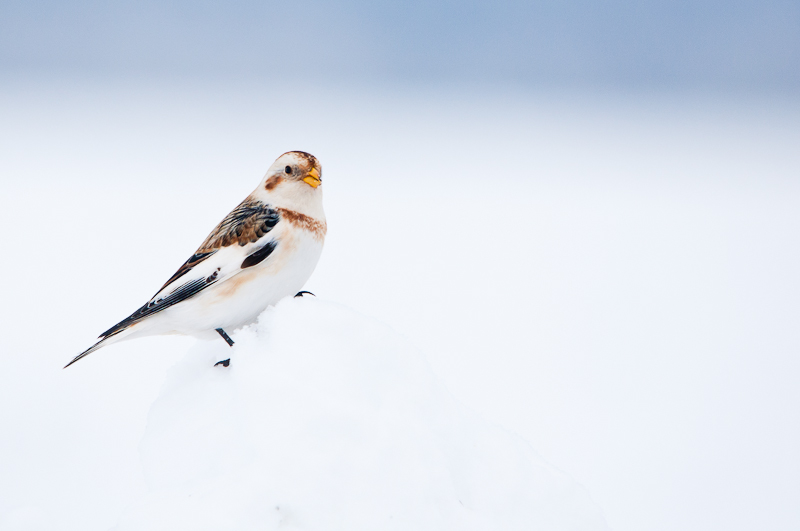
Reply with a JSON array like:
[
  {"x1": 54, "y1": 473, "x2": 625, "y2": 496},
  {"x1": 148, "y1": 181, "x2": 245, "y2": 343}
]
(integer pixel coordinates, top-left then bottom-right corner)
[{"x1": 275, "y1": 207, "x2": 327, "y2": 241}]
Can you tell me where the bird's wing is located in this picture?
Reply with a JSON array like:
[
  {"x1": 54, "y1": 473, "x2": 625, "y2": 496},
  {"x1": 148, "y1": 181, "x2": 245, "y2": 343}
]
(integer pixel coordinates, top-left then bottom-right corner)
[{"x1": 99, "y1": 198, "x2": 281, "y2": 339}]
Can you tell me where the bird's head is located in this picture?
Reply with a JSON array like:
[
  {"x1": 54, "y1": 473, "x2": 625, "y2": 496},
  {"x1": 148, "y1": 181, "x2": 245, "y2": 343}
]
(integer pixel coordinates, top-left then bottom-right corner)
[
  {"x1": 262, "y1": 151, "x2": 322, "y2": 193},
  {"x1": 254, "y1": 151, "x2": 325, "y2": 219}
]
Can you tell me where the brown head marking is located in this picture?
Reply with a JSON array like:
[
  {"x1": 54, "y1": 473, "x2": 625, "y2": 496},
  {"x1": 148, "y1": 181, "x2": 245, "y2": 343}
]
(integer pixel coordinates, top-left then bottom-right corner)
[{"x1": 265, "y1": 175, "x2": 284, "y2": 191}]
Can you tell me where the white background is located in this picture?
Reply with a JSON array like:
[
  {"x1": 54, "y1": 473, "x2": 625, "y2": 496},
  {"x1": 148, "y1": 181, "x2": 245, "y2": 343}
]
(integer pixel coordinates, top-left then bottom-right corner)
[{"x1": 1, "y1": 81, "x2": 798, "y2": 530}]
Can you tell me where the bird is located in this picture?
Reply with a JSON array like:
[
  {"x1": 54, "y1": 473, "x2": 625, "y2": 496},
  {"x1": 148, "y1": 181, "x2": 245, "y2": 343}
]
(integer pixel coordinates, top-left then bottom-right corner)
[{"x1": 65, "y1": 151, "x2": 326, "y2": 368}]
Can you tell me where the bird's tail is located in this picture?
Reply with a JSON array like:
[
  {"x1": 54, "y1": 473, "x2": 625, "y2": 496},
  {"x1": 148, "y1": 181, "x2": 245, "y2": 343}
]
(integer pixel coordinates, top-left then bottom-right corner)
[{"x1": 64, "y1": 327, "x2": 135, "y2": 368}]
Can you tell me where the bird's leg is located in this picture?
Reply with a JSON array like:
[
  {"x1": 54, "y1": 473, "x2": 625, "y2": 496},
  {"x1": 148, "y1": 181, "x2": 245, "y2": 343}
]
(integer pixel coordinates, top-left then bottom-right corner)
[
  {"x1": 214, "y1": 328, "x2": 234, "y2": 367},
  {"x1": 294, "y1": 291, "x2": 315, "y2": 298},
  {"x1": 215, "y1": 328, "x2": 235, "y2": 347}
]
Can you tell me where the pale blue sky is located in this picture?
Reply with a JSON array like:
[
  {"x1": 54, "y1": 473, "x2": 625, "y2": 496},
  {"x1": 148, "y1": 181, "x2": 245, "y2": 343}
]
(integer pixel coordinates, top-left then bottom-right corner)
[{"x1": 2, "y1": 0, "x2": 798, "y2": 90}]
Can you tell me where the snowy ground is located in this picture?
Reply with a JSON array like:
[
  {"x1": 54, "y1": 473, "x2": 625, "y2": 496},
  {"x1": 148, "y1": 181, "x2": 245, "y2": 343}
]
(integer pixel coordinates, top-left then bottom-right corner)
[
  {"x1": 0, "y1": 80, "x2": 799, "y2": 530},
  {"x1": 119, "y1": 298, "x2": 605, "y2": 530}
]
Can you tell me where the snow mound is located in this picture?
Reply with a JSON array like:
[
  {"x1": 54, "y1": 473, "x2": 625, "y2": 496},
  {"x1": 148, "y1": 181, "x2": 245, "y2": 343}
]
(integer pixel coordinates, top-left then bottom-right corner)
[{"x1": 117, "y1": 298, "x2": 607, "y2": 530}]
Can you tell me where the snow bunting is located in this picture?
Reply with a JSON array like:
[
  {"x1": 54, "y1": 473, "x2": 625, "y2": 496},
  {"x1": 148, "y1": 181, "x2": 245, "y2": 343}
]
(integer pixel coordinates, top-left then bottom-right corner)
[{"x1": 65, "y1": 151, "x2": 326, "y2": 368}]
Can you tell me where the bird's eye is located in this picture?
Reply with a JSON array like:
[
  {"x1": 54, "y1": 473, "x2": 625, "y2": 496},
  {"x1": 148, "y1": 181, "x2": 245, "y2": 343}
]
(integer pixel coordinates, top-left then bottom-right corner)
[{"x1": 284, "y1": 166, "x2": 292, "y2": 174}]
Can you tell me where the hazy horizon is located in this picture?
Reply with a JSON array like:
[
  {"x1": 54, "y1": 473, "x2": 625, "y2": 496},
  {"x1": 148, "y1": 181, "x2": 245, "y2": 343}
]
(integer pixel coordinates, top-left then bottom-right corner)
[{"x1": 2, "y1": 0, "x2": 799, "y2": 93}]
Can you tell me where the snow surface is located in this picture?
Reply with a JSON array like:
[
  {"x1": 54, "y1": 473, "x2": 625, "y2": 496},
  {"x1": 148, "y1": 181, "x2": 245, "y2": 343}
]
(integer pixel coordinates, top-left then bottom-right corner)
[{"x1": 109, "y1": 297, "x2": 607, "y2": 530}]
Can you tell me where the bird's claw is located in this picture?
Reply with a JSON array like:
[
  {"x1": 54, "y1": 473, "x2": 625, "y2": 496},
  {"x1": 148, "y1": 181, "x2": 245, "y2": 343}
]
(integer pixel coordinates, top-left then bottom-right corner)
[
  {"x1": 214, "y1": 358, "x2": 230, "y2": 367},
  {"x1": 294, "y1": 291, "x2": 315, "y2": 298}
]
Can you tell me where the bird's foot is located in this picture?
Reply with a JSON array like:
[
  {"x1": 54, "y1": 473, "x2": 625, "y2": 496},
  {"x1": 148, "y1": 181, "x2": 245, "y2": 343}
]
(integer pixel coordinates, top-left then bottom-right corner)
[
  {"x1": 294, "y1": 291, "x2": 315, "y2": 298},
  {"x1": 214, "y1": 358, "x2": 230, "y2": 367}
]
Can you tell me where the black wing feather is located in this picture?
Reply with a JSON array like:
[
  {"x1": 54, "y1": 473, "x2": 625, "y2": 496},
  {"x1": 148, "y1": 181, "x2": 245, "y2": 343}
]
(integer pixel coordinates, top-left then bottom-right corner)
[
  {"x1": 157, "y1": 251, "x2": 217, "y2": 293},
  {"x1": 96, "y1": 201, "x2": 282, "y2": 340},
  {"x1": 100, "y1": 277, "x2": 215, "y2": 338},
  {"x1": 241, "y1": 240, "x2": 278, "y2": 268}
]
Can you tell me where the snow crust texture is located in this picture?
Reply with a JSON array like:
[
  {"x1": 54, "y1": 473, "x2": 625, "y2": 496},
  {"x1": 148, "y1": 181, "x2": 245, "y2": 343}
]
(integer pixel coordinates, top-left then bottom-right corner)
[{"x1": 117, "y1": 298, "x2": 607, "y2": 530}]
